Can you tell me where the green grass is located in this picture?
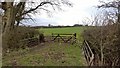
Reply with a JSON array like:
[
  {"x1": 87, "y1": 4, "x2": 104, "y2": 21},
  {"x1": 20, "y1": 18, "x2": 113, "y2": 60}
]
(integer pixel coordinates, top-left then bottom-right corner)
[
  {"x1": 2, "y1": 26, "x2": 88, "y2": 66},
  {"x1": 3, "y1": 43, "x2": 86, "y2": 66},
  {"x1": 38, "y1": 26, "x2": 87, "y2": 38}
]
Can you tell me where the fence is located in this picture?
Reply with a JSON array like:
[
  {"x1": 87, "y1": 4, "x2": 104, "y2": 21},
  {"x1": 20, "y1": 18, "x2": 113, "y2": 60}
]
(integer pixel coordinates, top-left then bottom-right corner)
[
  {"x1": 19, "y1": 37, "x2": 39, "y2": 47},
  {"x1": 51, "y1": 33, "x2": 76, "y2": 44},
  {"x1": 83, "y1": 40, "x2": 94, "y2": 66},
  {"x1": 19, "y1": 33, "x2": 77, "y2": 47},
  {"x1": 19, "y1": 34, "x2": 45, "y2": 47}
]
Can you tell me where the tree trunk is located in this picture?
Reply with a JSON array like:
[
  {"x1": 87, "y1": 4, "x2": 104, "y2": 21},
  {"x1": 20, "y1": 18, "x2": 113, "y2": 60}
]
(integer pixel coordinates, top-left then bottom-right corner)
[
  {"x1": 118, "y1": 1, "x2": 120, "y2": 23},
  {"x1": 2, "y1": 2, "x2": 16, "y2": 51}
]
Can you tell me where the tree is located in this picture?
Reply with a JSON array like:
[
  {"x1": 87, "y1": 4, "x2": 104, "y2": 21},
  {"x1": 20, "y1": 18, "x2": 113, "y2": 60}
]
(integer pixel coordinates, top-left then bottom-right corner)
[
  {"x1": 1, "y1": 0, "x2": 72, "y2": 32},
  {"x1": 98, "y1": 0, "x2": 120, "y2": 23},
  {"x1": 73, "y1": 24, "x2": 80, "y2": 26},
  {"x1": 0, "y1": 0, "x2": 72, "y2": 50},
  {"x1": 48, "y1": 24, "x2": 52, "y2": 27}
]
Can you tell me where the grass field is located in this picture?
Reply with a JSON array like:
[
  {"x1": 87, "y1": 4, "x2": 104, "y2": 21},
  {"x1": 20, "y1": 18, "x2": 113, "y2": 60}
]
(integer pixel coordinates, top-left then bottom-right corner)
[
  {"x1": 39, "y1": 26, "x2": 86, "y2": 37},
  {"x1": 38, "y1": 26, "x2": 87, "y2": 42},
  {"x1": 3, "y1": 42, "x2": 86, "y2": 66},
  {"x1": 2, "y1": 26, "x2": 87, "y2": 66}
]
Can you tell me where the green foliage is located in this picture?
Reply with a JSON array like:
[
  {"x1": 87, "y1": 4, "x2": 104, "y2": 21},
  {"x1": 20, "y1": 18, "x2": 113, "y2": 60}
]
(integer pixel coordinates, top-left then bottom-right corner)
[
  {"x1": 16, "y1": 26, "x2": 40, "y2": 39},
  {"x1": 3, "y1": 26, "x2": 42, "y2": 51}
]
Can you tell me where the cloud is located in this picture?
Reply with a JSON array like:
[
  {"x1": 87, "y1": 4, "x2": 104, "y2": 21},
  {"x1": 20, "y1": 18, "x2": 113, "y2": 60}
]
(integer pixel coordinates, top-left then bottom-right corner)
[
  {"x1": 22, "y1": 0, "x2": 100, "y2": 26},
  {"x1": 52, "y1": 0, "x2": 99, "y2": 26}
]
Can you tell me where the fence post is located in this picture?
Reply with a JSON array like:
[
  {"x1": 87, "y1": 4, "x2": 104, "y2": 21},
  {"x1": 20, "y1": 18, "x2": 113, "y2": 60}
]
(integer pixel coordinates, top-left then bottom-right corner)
[
  {"x1": 74, "y1": 33, "x2": 76, "y2": 39},
  {"x1": 72, "y1": 33, "x2": 76, "y2": 44}
]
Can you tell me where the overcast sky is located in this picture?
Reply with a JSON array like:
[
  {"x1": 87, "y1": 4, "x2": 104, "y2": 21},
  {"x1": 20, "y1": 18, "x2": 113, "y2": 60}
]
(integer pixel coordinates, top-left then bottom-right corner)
[{"x1": 22, "y1": 0, "x2": 102, "y2": 26}]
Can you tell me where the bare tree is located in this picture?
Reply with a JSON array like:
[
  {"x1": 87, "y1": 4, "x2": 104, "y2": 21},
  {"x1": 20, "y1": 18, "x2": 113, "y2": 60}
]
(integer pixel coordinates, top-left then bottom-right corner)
[
  {"x1": 0, "y1": 0, "x2": 72, "y2": 50},
  {"x1": 98, "y1": 0, "x2": 120, "y2": 23},
  {"x1": 1, "y1": 0, "x2": 72, "y2": 32}
]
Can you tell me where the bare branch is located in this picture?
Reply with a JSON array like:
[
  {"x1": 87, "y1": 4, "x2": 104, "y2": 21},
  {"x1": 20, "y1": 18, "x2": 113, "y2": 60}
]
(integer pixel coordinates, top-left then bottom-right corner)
[
  {"x1": 21, "y1": 1, "x2": 53, "y2": 16},
  {"x1": 98, "y1": 1, "x2": 120, "y2": 8}
]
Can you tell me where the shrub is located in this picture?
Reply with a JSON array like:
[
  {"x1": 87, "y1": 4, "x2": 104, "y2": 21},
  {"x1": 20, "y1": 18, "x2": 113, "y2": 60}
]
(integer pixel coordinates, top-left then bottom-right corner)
[
  {"x1": 83, "y1": 23, "x2": 120, "y2": 66},
  {"x1": 3, "y1": 26, "x2": 44, "y2": 50}
]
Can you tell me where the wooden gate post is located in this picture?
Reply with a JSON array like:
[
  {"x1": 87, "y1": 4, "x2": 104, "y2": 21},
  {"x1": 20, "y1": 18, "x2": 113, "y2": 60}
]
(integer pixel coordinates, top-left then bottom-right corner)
[
  {"x1": 72, "y1": 33, "x2": 76, "y2": 44},
  {"x1": 74, "y1": 33, "x2": 76, "y2": 39}
]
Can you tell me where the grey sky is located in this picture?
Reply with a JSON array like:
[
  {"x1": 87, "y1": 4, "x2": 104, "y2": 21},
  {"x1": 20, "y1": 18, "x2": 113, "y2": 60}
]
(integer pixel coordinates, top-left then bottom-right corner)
[{"x1": 21, "y1": 0, "x2": 113, "y2": 26}]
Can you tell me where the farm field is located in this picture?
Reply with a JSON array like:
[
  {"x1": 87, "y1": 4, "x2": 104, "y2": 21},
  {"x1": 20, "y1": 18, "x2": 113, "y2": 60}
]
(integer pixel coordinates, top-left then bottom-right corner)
[
  {"x1": 39, "y1": 26, "x2": 87, "y2": 38},
  {"x1": 2, "y1": 26, "x2": 87, "y2": 66},
  {"x1": 38, "y1": 26, "x2": 88, "y2": 42}
]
